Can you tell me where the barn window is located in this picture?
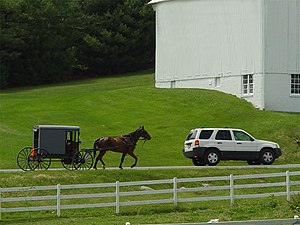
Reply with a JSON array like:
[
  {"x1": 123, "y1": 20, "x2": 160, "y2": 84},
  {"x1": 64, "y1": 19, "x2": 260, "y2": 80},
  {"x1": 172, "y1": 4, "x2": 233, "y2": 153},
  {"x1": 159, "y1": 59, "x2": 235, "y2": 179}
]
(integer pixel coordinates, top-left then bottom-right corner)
[
  {"x1": 242, "y1": 74, "x2": 253, "y2": 96},
  {"x1": 291, "y1": 74, "x2": 300, "y2": 95}
]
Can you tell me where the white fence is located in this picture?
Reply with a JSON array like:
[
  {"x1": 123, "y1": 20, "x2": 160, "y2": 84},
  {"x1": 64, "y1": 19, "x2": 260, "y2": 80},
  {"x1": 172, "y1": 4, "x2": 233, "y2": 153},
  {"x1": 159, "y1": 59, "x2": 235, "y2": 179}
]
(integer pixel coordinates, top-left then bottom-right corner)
[{"x1": 1, "y1": 171, "x2": 300, "y2": 218}]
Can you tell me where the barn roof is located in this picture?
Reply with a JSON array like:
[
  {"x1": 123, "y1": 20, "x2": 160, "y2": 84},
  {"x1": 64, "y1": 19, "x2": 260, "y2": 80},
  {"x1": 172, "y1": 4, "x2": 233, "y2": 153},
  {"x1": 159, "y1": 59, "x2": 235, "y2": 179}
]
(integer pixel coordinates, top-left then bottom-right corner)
[{"x1": 148, "y1": 0, "x2": 173, "y2": 4}]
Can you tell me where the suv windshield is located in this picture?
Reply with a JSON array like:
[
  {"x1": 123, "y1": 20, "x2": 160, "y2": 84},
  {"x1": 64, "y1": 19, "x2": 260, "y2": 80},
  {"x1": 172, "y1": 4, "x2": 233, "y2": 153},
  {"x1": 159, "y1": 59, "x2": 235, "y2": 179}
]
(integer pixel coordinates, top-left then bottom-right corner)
[{"x1": 186, "y1": 130, "x2": 197, "y2": 140}]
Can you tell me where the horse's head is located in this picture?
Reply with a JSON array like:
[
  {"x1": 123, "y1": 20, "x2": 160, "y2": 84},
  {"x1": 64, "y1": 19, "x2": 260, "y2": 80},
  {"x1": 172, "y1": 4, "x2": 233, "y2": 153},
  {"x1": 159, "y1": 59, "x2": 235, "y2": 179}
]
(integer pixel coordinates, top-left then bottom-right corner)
[{"x1": 138, "y1": 126, "x2": 151, "y2": 141}]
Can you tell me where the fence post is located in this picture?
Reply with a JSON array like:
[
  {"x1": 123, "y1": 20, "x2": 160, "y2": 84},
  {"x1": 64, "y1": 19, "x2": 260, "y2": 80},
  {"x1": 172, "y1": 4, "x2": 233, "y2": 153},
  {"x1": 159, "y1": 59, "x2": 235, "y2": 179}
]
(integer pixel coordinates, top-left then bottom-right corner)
[
  {"x1": 57, "y1": 184, "x2": 61, "y2": 217},
  {"x1": 173, "y1": 177, "x2": 177, "y2": 207},
  {"x1": 116, "y1": 181, "x2": 120, "y2": 214},
  {"x1": 286, "y1": 171, "x2": 290, "y2": 202},
  {"x1": 230, "y1": 174, "x2": 234, "y2": 206}
]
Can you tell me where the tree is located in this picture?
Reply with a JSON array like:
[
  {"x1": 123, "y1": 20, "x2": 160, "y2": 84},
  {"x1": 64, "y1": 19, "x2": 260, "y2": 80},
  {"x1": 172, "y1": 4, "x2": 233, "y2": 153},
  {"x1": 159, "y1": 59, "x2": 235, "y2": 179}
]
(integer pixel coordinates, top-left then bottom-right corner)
[
  {"x1": 0, "y1": 0, "x2": 155, "y2": 88},
  {"x1": 0, "y1": 0, "x2": 79, "y2": 87},
  {"x1": 0, "y1": 0, "x2": 25, "y2": 88},
  {"x1": 76, "y1": 0, "x2": 155, "y2": 75},
  {"x1": 14, "y1": 0, "x2": 79, "y2": 85}
]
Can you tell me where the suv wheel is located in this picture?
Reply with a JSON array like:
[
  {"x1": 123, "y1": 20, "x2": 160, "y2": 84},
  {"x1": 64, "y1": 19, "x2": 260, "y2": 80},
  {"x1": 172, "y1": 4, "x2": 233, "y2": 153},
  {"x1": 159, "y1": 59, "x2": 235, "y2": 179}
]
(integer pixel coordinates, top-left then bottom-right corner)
[
  {"x1": 204, "y1": 149, "x2": 220, "y2": 166},
  {"x1": 260, "y1": 149, "x2": 275, "y2": 165},
  {"x1": 192, "y1": 157, "x2": 205, "y2": 166}
]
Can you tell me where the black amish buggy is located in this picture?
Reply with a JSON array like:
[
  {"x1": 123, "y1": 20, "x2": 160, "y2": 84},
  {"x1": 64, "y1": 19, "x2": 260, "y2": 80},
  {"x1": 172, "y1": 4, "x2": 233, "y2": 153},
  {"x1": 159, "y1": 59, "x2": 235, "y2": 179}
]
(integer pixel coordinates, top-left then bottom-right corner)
[
  {"x1": 16, "y1": 125, "x2": 151, "y2": 171},
  {"x1": 16, "y1": 125, "x2": 93, "y2": 171}
]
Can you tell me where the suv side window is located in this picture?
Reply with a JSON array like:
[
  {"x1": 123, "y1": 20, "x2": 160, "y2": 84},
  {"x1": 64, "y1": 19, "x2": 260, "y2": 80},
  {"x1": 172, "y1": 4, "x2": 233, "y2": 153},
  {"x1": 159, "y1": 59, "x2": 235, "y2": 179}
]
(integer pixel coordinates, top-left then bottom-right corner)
[
  {"x1": 233, "y1": 131, "x2": 253, "y2": 141},
  {"x1": 199, "y1": 130, "x2": 213, "y2": 139},
  {"x1": 215, "y1": 130, "x2": 232, "y2": 140},
  {"x1": 186, "y1": 130, "x2": 197, "y2": 140}
]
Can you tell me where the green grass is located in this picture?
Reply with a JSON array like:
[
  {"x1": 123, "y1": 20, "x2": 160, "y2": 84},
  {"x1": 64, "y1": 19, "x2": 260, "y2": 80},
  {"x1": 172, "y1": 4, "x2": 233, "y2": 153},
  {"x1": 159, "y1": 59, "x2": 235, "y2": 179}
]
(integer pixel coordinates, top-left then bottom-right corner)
[
  {"x1": 0, "y1": 71, "x2": 299, "y2": 169},
  {"x1": 0, "y1": 168, "x2": 300, "y2": 224}
]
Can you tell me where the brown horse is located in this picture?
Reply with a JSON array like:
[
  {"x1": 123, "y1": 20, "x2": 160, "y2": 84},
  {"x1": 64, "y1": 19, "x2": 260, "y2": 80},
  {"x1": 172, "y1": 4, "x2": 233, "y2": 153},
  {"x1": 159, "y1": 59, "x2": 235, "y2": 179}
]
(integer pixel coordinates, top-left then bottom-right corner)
[{"x1": 93, "y1": 126, "x2": 151, "y2": 169}]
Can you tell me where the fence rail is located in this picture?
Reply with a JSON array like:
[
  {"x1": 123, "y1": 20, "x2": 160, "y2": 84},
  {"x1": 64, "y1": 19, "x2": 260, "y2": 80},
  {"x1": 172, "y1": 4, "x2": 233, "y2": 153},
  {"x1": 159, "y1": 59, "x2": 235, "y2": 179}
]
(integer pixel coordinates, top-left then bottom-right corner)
[{"x1": 1, "y1": 171, "x2": 300, "y2": 218}]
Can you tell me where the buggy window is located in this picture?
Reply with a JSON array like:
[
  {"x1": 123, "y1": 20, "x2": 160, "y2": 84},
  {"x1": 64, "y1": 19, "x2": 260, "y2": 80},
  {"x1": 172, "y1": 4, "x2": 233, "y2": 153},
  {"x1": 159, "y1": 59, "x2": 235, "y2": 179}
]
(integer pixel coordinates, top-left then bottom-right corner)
[
  {"x1": 33, "y1": 129, "x2": 39, "y2": 148},
  {"x1": 186, "y1": 130, "x2": 197, "y2": 140},
  {"x1": 66, "y1": 131, "x2": 79, "y2": 142},
  {"x1": 66, "y1": 131, "x2": 73, "y2": 142},
  {"x1": 199, "y1": 130, "x2": 213, "y2": 139}
]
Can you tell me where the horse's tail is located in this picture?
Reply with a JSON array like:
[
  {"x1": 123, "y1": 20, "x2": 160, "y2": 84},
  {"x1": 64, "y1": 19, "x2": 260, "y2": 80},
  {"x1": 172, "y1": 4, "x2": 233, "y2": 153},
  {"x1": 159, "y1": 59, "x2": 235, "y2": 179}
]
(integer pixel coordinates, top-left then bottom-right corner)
[{"x1": 93, "y1": 138, "x2": 100, "y2": 158}]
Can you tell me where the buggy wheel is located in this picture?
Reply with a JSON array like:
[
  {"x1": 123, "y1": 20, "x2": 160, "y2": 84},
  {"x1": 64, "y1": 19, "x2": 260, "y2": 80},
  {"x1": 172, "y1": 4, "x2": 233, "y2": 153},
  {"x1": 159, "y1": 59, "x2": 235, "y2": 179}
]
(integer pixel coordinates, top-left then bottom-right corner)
[
  {"x1": 28, "y1": 148, "x2": 51, "y2": 171},
  {"x1": 17, "y1": 147, "x2": 32, "y2": 171},
  {"x1": 61, "y1": 158, "x2": 75, "y2": 170},
  {"x1": 73, "y1": 150, "x2": 93, "y2": 170}
]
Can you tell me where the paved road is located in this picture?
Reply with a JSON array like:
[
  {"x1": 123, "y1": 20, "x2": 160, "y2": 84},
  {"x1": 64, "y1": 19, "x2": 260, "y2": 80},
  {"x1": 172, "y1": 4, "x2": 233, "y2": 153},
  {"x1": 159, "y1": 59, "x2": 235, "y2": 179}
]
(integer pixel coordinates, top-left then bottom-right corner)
[{"x1": 1, "y1": 164, "x2": 300, "y2": 172}]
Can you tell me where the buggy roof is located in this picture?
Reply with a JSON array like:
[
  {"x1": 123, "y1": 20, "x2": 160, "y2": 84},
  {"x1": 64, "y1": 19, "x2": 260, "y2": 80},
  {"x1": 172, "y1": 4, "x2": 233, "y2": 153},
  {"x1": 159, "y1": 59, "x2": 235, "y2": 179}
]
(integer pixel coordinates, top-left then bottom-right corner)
[{"x1": 33, "y1": 125, "x2": 80, "y2": 131}]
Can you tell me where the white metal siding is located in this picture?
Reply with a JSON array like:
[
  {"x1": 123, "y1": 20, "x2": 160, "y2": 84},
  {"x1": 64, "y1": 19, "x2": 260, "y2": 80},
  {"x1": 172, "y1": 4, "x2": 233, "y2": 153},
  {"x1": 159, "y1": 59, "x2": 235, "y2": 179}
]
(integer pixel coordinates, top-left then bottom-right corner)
[
  {"x1": 264, "y1": 74, "x2": 300, "y2": 112},
  {"x1": 264, "y1": 0, "x2": 300, "y2": 112},
  {"x1": 264, "y1": 0, "x2": 300, "y2": 73},
  {"x1": 155, "y1": 0, "x2": 263, "y2": 80},
  {"x1": 288, "y1": 0, "x2": 300, "y2": 73},
  {"x1": 154, "y1": 0, "x2": 264, "y2": 108}
]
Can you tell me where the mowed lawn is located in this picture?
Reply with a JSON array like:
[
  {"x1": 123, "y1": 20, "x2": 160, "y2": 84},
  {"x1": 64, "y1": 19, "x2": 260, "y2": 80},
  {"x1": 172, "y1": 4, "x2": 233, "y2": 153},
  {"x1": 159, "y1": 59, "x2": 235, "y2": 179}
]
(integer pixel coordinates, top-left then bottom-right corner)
[{"x1": 0, "y1": 71, "x2": 300, "y2": 169}]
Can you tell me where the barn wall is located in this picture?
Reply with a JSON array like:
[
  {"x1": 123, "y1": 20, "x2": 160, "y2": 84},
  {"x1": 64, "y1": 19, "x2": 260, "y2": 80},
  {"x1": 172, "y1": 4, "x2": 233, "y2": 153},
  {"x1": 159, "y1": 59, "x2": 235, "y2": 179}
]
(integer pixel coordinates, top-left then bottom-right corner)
[
  {"x1": 152, "y1": 0, "x2": 300, "y2": 112},
  {"x1": 264, "y1": 74, "x2": 300, "y2": 112},
  {"x1": 264, "y1": 0, "x2": 300, "y2": 112},
  {"x1": 154, "y1": 0, "x2": 264, "y2": 108},
  {"x1": 264, "y1": 0, "x2": 300, "y2": 73}
]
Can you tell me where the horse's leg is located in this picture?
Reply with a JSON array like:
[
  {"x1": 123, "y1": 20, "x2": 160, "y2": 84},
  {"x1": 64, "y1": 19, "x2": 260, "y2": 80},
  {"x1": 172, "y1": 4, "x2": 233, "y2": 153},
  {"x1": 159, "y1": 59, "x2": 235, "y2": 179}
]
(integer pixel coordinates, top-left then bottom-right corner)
[
  {"x1": 128, "y1": 151, "x2": 137, "y2": 168},
  {"x1": 93, "y1": 151, "x2": 99, "y2": 170},
  {"x1": 94, "y1": 150, "x2": 106, "y2": 169},
  {"x1": 99, "y1": 150, "x2": 107, "y2": 169},
  {"x1": 119, "y1": 153, "x2": 126, "y2": 169}
]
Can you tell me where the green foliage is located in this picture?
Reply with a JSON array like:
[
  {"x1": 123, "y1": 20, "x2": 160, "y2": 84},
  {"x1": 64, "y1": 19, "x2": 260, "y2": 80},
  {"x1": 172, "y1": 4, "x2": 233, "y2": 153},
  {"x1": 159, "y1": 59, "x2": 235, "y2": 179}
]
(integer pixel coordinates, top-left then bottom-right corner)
[
  {"x1": 0, "y1": 0, "x2": 25, "y2": 88},
  {"x1": 265, "y1": 195, "x2": 279, "y2": 209},
  {"x1": 289, "y1": 194, "x2": 300, "y2": 212},
  {"x1": 0, "y1": 0, "x2": 79, "y2": 87},
  {"x1": 0, "y1": 0, "x2": 155, "y2": 88},
  {"x1": 77, "y1": 0, "x2": 154, "y2": 74}
]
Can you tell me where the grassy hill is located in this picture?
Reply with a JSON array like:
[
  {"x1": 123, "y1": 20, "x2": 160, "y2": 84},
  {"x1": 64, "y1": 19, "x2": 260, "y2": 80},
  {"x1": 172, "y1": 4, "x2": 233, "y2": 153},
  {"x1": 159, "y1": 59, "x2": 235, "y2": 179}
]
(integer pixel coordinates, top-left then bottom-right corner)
[{"x1": 0, "y1": 71, "x2": 299, "y2": 169}]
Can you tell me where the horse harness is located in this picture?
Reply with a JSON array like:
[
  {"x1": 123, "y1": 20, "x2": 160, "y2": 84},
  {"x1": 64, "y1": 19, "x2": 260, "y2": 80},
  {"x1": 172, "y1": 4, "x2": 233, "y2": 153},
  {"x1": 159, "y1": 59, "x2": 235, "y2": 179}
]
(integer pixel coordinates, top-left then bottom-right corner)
[{"x1": 120, "y1": 135, "x2": 136, "y2": 147}]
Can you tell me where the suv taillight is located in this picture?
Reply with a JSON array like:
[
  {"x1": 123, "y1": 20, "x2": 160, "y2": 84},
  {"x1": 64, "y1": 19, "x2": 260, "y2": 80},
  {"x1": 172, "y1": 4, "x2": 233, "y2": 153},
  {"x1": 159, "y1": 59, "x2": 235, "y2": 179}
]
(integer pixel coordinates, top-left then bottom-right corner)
[{"x1": 195, "y1": 140, "x2": 200, "y2": 146}]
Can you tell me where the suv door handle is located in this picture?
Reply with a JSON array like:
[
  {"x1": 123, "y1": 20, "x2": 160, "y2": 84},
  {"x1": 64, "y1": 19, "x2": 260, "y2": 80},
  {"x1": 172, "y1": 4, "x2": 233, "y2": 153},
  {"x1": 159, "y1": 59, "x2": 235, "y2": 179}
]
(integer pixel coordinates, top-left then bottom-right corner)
[
  {"x1": 217, "y1": 142, "x2": 222, "y2": 144},
  {"x1": 237, "y1": 142, "x2": 242, "y2": 145}
]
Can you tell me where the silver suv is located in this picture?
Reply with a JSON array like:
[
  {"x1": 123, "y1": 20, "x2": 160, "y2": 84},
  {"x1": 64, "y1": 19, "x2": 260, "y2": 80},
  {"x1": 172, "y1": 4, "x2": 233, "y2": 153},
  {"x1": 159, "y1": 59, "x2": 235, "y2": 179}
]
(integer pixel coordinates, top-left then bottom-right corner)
[{"x1": 183, "y1": 128, "x2": 281, "y2": 166}]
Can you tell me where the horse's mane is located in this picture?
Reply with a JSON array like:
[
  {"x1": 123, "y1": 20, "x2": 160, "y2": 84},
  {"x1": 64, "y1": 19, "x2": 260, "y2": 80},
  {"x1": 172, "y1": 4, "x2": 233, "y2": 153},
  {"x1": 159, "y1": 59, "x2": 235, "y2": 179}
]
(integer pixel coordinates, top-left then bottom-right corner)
[{"x1": 123, "y1": 128, "x2": 140, "y2": 138}]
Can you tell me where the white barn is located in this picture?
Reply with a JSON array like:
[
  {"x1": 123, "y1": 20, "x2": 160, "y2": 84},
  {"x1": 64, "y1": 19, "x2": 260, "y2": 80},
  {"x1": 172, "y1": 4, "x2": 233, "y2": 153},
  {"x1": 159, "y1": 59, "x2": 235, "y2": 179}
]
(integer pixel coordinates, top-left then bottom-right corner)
[{"x1": 149, "y1": 0, "x2": 300, "y2": 112}]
